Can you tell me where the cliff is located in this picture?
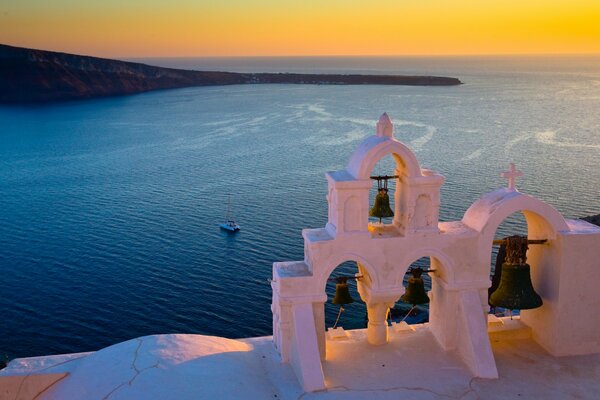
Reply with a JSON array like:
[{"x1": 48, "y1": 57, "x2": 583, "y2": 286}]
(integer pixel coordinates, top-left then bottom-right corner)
[
  {"x1": 0, "y1": 44, "x2": 462, "y2": 103},
  {"x1": 582, "y1": 214, "x2": 600, "y2": 227}
]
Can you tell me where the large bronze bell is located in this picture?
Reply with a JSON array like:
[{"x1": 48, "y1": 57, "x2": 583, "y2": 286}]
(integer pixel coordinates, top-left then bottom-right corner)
[
  {"x1": 332, "y1": 278, "x2": 354, "y2": 305},
  {"x1": 489, "y1": 236, "x2": 527, "y2": 304},
  {"x1": 370, "y1": 189, "x2": 394, "y2": 222},
  {"x1": 489, "y1": 236, "x2": 543, "y2": 310},
  {"x1": 401, "y1": 268, "x2": 430, "y2": 306},
  {"x1": 489, "y1": 263, "x2": 542, "y2": 310}
]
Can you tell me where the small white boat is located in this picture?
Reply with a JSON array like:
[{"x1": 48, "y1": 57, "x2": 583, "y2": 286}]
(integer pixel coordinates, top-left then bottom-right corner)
[
  {"x1": 220, "y1": 197, "x2": 241, "y2": 232},
  {"x1": 220, "y1": 220, "x2": 240, "y2": 231}
]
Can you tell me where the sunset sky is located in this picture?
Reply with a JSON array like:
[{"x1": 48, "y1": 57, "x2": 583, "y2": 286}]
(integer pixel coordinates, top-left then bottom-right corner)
[{"x1": 1, "y1": 0, "x2": 600, "y2": 58}]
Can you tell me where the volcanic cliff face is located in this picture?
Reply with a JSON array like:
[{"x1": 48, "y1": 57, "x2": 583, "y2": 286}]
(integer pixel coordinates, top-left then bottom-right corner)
[
  {"x1": 0, "y1": 44, "x2": 247, "y2": 103},
  {"x1": 0, "y1": 44, "x2": 462, "y2": 103}
]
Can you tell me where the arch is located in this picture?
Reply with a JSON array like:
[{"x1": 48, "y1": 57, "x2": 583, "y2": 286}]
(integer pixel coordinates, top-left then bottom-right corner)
[
  {"x1": 316, "y1": 253, "x2": 379, "y2": 294},
  {"x1": 463, "y1": 189, "x2": 569, "y2": 242},
  {"x1": 463, "y1": 188, "x2": 570, "y2": 279},
  {"x1": 346, "y1": 136, "x2": 422, "y2": 180},
  {"x1": 391, "y1": 247, "x2": 455, "y2": 287}
]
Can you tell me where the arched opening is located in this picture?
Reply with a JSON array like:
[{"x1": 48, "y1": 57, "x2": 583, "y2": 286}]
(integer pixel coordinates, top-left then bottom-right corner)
[
  {"x1": 390, "y1": 257, "x2": 433, "y2": 325},
  {"x1": 461, "y1": 192, "x2": 569, "y2": 353},
  {"x1": 368, "y1": 155, "x2": 397, "y2": 224},
  {"x1": 463, "y1": 191, "x2": 569, "y2": 298},
  {"x1": 323, "y1": 261, "x2": 366, "y2": 333},
  {"x1": 488, "y1": 212, "x2": 529, "y2": 318},
  {"x1": 483, "y1": 207, "x2": 562, "y2": 331},
  {"x1": 367, "y1": 153, "x2": 409, "y2": 236},
  {"x1": 387, "y1": 252, "x2": 452, "y2": 348}
]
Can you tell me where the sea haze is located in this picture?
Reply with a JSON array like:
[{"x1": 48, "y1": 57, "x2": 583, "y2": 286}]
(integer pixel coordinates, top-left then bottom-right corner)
[{"x1": 1, "y1": 55, "x2": 599, "y2": 358}]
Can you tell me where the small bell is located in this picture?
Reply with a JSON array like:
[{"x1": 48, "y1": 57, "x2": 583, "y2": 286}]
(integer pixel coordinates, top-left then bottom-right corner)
[
  {"x1": 400, "y1": 268, "x2": 430, "y2": 306},
  {"x1": 332, "y1": 278, "x2": 354, "y2": 305},
  {"x1": 489, "y1": 236, "x2": 543, "y2": 310},
  {"x1": 331, "y1": 277, "x2": 354, "y2": 329},
  {"x1": 369, "y1": 177, "x2": 394, "y2": 223}
]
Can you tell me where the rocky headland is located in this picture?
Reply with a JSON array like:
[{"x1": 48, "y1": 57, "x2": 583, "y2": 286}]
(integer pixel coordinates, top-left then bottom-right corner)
[
  {"x1": 582, "y1": 214, "x2": 600, "y2": 226},
  {"x1": 0, "y1": 44, "x2": 462, "y2": 104}
]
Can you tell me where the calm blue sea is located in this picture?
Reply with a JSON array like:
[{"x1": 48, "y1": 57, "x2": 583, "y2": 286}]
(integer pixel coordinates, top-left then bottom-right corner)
[{"x1": 1, "y1": 55, "x2": 599, "y2": 359}]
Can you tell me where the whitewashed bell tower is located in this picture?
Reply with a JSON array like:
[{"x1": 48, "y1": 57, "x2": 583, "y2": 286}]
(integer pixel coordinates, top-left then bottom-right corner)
[
  {"x1": 326, "y1": 112, "x2": 443, "y2": 238},
  {"x1": 271, "y1": 113, "x2": 600, "y2": 393}
]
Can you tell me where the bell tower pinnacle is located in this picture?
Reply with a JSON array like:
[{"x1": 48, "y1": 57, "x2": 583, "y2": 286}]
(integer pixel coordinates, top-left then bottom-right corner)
[{"x1": 376, "y1": 112, "x2": 393, "y2": 137}]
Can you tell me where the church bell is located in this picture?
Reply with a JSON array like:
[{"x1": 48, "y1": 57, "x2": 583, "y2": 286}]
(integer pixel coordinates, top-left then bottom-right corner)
[
  {"x1": 332, "y1": 278, "x2": 354, "y2": 305},
  {"x1": 489, "y1": 263, "x2": 542, "y2": 310},
  {"x1": 369, "y1": 176, "x2": 394, "y2": 223},
  {"x1": 400, "y1": 267, "x2": 430, "y2": 306},
  {"x1": 489, "y1": 236, "x2": 543, "y2": 310}
]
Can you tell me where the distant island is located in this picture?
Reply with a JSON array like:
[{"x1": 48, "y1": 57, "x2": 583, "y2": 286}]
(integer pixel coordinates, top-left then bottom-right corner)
[{"x1": 0, "y1": 44, "x2": 462, "y2": 104}]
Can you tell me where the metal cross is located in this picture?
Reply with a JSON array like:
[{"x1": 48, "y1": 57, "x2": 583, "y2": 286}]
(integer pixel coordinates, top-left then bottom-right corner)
[{"x1": 501, "y1": 163, "x2": 523, "y2": 190}]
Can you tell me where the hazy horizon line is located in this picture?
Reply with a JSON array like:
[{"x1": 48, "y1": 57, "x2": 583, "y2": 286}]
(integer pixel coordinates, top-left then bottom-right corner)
[
  {"x1": 3, "y1": 42, "x2": 600, "y2": 61},
  {"x1": 131, "y1": 52, "x2": 600, "y2": 60}
]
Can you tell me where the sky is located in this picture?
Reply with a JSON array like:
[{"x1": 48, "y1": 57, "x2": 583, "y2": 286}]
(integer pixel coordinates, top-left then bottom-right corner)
[{"x1": 1, "y1": 0, "x2": 600, "y2": 58}]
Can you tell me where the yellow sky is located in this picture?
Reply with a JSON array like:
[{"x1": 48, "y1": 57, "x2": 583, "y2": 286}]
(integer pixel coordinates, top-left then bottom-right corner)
[{"x1": 1, "y1": 0, "x2": 599, "y2": 57}]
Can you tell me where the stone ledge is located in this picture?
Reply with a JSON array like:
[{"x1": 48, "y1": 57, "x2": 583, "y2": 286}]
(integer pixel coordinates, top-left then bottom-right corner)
[{"x1": 0, "y1": 352, "x2": 90, "y2": 400}]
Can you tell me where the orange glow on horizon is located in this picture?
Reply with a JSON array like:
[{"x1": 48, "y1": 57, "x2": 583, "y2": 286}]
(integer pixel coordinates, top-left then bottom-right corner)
[{"x1": 1, "y1": 1, "x2": 599, "y2": 58}]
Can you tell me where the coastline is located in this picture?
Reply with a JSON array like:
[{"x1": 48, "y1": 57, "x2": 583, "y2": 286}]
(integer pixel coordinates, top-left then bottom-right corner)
[{"x1": 0, "y1": 44, "x2": 462, "y2": 104}]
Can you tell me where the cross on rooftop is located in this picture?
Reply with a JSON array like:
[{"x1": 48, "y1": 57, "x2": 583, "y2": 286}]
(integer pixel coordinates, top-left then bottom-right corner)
[{"x1": 501, "y1": 163, "x2": 523, "y2": 190}]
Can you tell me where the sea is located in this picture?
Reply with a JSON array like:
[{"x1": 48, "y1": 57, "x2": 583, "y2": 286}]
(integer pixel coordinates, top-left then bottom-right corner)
[{"x1": 1, "y1": 55, "x2": 599, "y2": 359}]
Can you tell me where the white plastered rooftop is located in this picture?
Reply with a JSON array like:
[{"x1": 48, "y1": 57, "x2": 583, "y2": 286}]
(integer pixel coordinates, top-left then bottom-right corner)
[{"x1": 4, "y1": 319, "x2": 600, "y2": 400}]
